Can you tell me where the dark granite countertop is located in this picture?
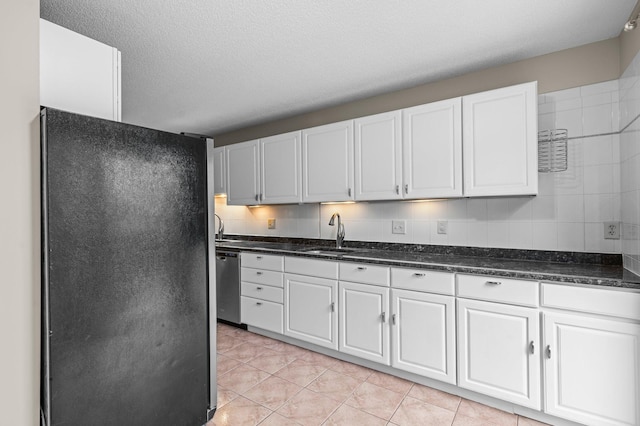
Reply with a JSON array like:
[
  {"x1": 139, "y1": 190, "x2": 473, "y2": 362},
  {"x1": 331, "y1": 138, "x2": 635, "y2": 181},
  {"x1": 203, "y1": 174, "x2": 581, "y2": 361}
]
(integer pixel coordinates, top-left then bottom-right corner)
[{"x1": 215, "y1": 237, "x2": 640, "y2": 290}]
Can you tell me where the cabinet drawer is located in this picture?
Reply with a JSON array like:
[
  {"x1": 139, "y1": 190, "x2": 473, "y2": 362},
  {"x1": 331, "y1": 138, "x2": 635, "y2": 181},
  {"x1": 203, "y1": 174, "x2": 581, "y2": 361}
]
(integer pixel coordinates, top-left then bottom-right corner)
[
  {"x1": 241, "y1": 296, "x2": 283, "y2": 334},
  {"x1": 339, "y1": 262, "x2": 390, "y2": 286},
  {"x1": 241, "y1": 252, "x2": 284, "y2": 271},
  {"x1": 542, "y1": 283, "x2": 640, "y2": 321},
  {"x1": 391, "y1": 268, "x2": 454, "y2": 295},
  {"x1": 457, "y1": 274, "x2": 539, "y2": 307},
  {"x1": 240, "y1": 267, "x2": 283, "y2": 287},
  {"x1": 285, "y1": 256, "x2": 338, "y2": 279},
  {"x1": 241, "y1": 282, "x2": 283, "y2": 304}
]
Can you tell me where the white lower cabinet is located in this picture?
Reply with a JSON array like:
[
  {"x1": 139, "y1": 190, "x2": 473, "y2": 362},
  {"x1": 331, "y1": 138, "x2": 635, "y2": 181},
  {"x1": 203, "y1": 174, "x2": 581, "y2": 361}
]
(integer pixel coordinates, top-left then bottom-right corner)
[
  {"x1": 284, "y1": 273, "x2": 338, "y2": 350},
  {"x1": 544, "y1": 312, "x2": 640, "y2": 426},
  {"x1": 457, "y1": 298, "x2": 541, "y2": 409},
  {"x1": 390, "y1": 289, "x2": 456, "y2": 384},
  {"x1": 339, "y1": 281, "x2": 390, "y2": 364},
  {"x1": 241, "y1": 297, "x2": 283, "y2": 334}
]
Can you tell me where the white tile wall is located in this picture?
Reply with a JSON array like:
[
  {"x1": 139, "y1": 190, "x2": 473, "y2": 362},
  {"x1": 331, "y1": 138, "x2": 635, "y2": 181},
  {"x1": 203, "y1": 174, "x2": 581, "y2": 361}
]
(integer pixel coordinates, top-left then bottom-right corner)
[
  {"x1": 215, "y1": 78, "x2": 626, "y2": 254},
  {"x1": 619, "y1": 48, "x2": 640, "y2": 276}
]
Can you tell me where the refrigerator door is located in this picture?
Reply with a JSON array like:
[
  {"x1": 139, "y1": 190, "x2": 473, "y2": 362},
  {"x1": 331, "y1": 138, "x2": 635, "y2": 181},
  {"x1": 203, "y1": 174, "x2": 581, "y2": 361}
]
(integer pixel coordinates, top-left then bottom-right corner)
[{"x1": 42, "y1": 108, "x2": 210, "y2": 426}]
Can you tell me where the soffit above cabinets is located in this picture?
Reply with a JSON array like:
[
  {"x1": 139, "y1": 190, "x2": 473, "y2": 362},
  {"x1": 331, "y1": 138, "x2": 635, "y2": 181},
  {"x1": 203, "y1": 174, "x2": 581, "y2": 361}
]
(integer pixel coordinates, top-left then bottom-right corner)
[{"x1": 40, "y1": 0, "x2": 636, "y2": 136}]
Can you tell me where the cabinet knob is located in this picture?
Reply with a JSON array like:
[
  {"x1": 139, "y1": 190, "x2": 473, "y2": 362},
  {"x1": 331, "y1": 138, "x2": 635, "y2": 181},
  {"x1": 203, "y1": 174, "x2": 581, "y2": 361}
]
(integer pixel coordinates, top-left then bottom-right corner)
[
  {"x1": 357, "y1": 266, "x2": 367, "y2": 271},
  {"x1": 256, "y1": 286, "x2": 263, "y2": 290},
  {"x1": 256, "y1": 302, "x2": 262, "y2": 306},
  {"x1": 546, "y1": 345, "x2": 552, "y2": 359},
  {"x1": 256, "y1": 271, "x2": 263, "y2": 275},
  {"x1": 348, "y1": 188, "x2": 352, "y2": 197},
  {"x1": 395, "y1": 185, "x2": 399, "y2": 195},
  {"x1": 392, "y1": 313, "x2": 396, "y2": 325},
  {"x1": 381, "y1": 312, "x2": 386, "y2": 323},
  {"x1": 413, "y1": 273, "x2": 425, "y2": 277},
  {"x1": 255, "y1": 194, "x2": 259, "y2": 202},
  {"x1": 485, "y1": 281, "x2": 502, "y2": 286},
  {"x1": 529, "y1": 341, "x2": 535, "y2": 354},
  {"x1": 404, "y1": 184, "x2": 408, "y2": 194},
  {"x1": 330, "y1": 302, "x2": 335, "y2": 312},
  {"x1": 256, "y1": 256, "x2": 263, "y2": 260},
  {"x1": 259, "y1": 193, "x2": 263, "y2": 201}
]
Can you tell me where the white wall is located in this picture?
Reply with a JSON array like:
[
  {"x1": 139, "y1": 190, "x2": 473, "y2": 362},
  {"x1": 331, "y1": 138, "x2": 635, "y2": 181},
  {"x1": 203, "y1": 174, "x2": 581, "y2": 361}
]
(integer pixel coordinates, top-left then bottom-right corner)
[
  {"x1": 216, "y1": 79, "x2": 623, "y2": 254},
  {"x1": 620, "y1": 48, "x2": 640, "y2": 275},
  {"x1": 0, "y1": 1, "x2": 41, "y2": 425}
]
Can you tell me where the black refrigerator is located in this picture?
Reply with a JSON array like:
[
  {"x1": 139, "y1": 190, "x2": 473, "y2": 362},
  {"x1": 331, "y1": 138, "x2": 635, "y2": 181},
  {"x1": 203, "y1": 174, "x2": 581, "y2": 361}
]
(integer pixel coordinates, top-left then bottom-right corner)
[{"x1": 40, "y1": 108, "x2": 216, "y2": 426}]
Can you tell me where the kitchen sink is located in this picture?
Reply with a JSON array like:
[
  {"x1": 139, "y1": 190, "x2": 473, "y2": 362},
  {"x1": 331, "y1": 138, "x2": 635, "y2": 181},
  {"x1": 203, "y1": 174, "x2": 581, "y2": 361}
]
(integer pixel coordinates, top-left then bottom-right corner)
[{"x1": 301, "y1": 247, "x2": 364, "y2": 256}]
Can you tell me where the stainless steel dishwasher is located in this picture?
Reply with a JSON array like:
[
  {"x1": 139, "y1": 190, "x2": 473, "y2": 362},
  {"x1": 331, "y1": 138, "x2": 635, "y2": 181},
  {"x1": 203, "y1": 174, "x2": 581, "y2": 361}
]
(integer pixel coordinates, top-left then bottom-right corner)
[{"x1": 216, "y1": 250, "x2": 241, "y2": 324}]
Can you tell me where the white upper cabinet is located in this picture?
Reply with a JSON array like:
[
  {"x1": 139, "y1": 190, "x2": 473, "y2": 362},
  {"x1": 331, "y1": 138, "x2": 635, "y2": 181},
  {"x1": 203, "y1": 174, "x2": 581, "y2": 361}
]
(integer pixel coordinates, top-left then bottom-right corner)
[
  {"x1": 225, "y1": 140, "x2": 260, "y2": 205},
  {"x1": 213, "y1": 147, "x2": 226, "y2": 195},
  {"x1": 354, "y1": 111, "x2": 403, "y2": 200},
  {"x1": 403, "y1": 98, "x2": 463, "y2": 199},
  {"x1": 302, "y1": 120, "x2": 355, "y2": 202},
  {"x1": 40, "y1": 19, "x2": 121, "y2": 121},
  {"x1": 462, "y1": 82, "x2": 538, "y2": 196},
  {"x1": 260, "y1": 131, "x2": 303, "y2": 204}
]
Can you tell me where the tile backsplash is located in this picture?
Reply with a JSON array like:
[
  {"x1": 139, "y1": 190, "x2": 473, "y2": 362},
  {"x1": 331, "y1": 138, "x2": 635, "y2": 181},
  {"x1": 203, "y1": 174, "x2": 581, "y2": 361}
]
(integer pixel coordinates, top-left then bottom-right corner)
[
  {"x1": 215, "y1": 78, "x2": 628, "y2": 256},
  {"x1": 620, "y1": 48, "x2": 640, "y2": 276}
]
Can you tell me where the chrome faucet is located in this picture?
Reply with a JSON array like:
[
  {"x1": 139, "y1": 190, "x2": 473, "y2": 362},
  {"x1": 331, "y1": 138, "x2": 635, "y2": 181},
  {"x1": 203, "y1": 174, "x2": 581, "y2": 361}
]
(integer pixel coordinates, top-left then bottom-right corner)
[
  {"x1": 328, "y1": 212, "x2": 345, "y2": 249},
  {"x1": 214, "y1": 213, "x2": 224, "y2": 241}
]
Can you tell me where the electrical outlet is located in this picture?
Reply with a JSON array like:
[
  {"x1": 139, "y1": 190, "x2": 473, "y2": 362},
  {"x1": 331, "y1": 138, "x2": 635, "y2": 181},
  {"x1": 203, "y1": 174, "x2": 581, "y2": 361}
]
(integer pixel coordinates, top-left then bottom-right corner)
[
  {"x1": 437, "y1": 220, "x2": 448, "y2": 235},
  {"x1": 604, "y1": 221, "x2": 619, "y2": 239},
  {"x1": 267, "y1": 218, "x2": 276, "y2": 229},
  {"x1": 392, "y1": 220, "x2": 406, "y2": 234}
]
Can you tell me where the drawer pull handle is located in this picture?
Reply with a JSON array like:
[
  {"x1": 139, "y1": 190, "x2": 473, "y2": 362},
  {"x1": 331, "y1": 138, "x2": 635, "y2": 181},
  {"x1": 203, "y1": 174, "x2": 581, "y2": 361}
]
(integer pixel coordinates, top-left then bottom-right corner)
[
  {"x1": 392, "y1": 313, "x2": 396, "y2": 325},
  {"x1": 256, "y1": 302, "x2": 262, "y2": 306},
  {"x1": 256, "y1": 287, "x2": 263, "y2": 291},
  {"x1": 256, "y1": 271, "x2": 263, "y2": 275},
  {"x1": 413, "y1": 273, "x2": 425, "y2": 277},
  {"x1": 404, "y1": 184, "x2": 409, "y2": 194},
  {"x1": 529, "y1": 341, "x2": 535, "y2": 354},
  {"x1": 330, "y1": 302, "x2": 335, "y2": 312},
  {"x1": 256, "y1": 256, "x2": 263, "y2": 260},
  {"x1": 395, "y1": 185, "x2": 400, "y2": 195},
  {"x1": 546, "y1": 345, "x2": 552, "y2": 359},
  {"x1": 381, "y1": 312, "x2": 386, "y2": 323},
  {"x1": 357, "y1": 266, "x2": 367, "y2": 271},
  {"x1": 486, "y1": 281, "x2": 502, "y2": 286}
]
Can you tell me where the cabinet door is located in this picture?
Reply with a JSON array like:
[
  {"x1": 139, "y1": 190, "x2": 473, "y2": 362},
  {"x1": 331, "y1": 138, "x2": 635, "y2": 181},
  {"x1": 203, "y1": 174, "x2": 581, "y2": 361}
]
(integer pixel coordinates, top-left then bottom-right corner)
[
  {"x1": 457, "y1": 298, "x2": 541, "y2": 409},
  {"x1": 402, "y1": 98, "x2": 462, "y2": 199},
  {"x1": 544, "y1": 312, "x2": 640, "y2": 426},
  {"x1": 463, "y1": 82, "x2": 538, "y2": 196},
  {"x1": 391, "y1": 289, "x2": 456, "y2": 384},
  {"x1": 339, "y1": 281, "x2": 390, "y2": 365},
  {"x1": 261, "y1": 131, "x2": 302, "y2": 204},
  {"x1": 302, "y1": 120, "x2": 354, "y2": 202},
  {"x1": 354, "y1": 111, "x2": 402, "y2": 200},
  {"x1": 284, "y1": 274, "x2": 338, "y2": 350},
  {"x1": 226, "y1": 140, "x2": 260, "y2": 205},
  {"x1": 213, "y1": 146, "x2": 226, "y2": 195},
  {"x1": 40, "y1": 19, "x2": 121, "y2": 121}
]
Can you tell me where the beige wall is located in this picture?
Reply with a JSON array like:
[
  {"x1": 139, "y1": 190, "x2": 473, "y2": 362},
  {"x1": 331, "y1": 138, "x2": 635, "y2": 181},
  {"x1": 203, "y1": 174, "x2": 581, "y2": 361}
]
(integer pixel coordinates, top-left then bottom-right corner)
[
  {"x1": 0, "y1": 1, "x2": 40, "y2": 425},
  {"x1": 215, "y1": 38, "x2": 622, "y2": 146}
]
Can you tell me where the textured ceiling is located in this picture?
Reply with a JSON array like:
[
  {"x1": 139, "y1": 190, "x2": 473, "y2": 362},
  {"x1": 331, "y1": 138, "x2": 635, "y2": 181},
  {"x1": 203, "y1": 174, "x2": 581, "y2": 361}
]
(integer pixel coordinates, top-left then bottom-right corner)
[{"x1": 40, "y1": 0, "x2": 636, "y2": 137}]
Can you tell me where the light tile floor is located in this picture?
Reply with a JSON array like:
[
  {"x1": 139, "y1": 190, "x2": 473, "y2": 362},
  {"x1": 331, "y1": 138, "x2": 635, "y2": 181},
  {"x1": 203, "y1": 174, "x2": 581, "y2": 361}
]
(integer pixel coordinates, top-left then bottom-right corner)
[{"x1": 209, "y1": 323, "x2": 549, "y2": 426}]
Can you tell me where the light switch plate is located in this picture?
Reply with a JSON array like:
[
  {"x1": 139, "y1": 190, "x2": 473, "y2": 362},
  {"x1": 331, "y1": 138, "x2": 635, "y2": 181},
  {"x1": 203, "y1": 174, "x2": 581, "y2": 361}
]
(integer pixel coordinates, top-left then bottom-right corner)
[
  {"x1": 437, "y1": 220, "x2": 448, "y2": 234},
  {"x1": 392, "y1": 220, "x2": 406, "y2": 234},
  {"x1": 267, "y1": 218, "x2": 276, "y2": 229}
]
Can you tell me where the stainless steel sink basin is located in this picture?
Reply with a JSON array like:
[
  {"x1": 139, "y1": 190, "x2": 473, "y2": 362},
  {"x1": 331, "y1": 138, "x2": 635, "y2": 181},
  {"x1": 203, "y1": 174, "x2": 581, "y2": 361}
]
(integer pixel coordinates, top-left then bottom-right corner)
[{"x1": 301, "y1": 247, "x2": 361, "y2": 256}]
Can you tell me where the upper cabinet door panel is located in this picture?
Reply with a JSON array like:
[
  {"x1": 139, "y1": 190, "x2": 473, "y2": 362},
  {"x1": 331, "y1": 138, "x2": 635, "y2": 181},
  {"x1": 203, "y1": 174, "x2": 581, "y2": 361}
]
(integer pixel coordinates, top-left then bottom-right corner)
[
  {"x1": 40, "y1": 19, "x2": 121, "y2": 122},
  {"x1": 402, "y1": 98, "x2": 463, "y2": 199},
  {"x1": 463, "y1": 82, "x2": 538, "y2": 197},
  {"x1": 302, "y1": 120, "x2": 354, "y2": 203},
  {"x1": 261, "y1": 131, "x2": 302, "y2": 204},
  {"x1": 354, "y1": 111, "x2": 403, "y2": 201},
  {"x1": 225, "y1": 140, "x2": 260, "y2": 205},
  {"x1": 213, "y1": 147, "x2": 226, "y2": 195}
]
